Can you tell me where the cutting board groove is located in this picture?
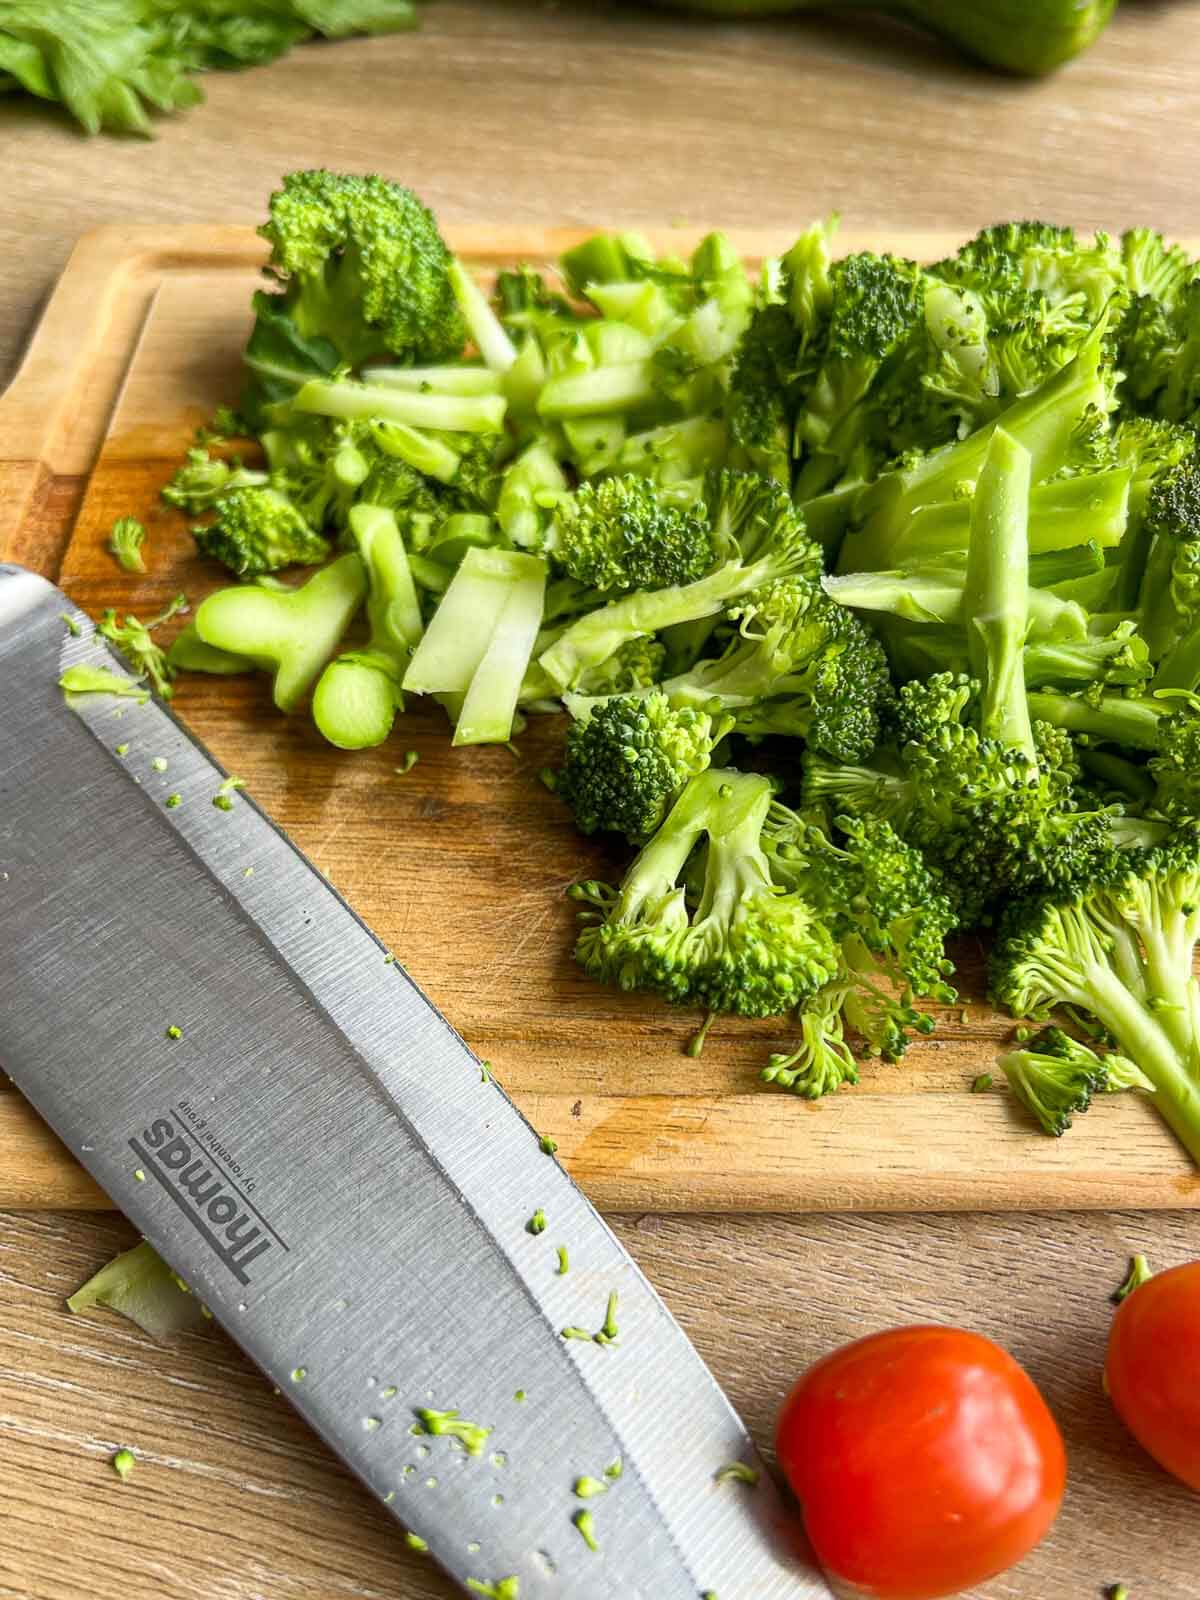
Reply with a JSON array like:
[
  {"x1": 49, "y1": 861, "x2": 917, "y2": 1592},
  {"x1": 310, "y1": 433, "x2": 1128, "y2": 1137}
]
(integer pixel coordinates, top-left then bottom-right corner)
[{"x1": 2, "y1": 224, "x2": 1197, "y2": 1213}]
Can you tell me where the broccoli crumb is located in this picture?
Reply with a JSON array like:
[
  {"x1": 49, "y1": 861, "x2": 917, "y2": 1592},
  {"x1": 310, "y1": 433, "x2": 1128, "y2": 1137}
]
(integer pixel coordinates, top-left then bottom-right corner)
[
  {"x1": 686, "y1": 1011, "x2": 716, "y2": 1058},
  {"x1": 133, "y1": 1169, "x2": 145, "y2": 1182},
  {"x1": 413, "y1": 1407, "x2": 492, "y2": 1456},
  {"x1": 561, "y1": 1326, "x2": 592, "y2": 1342},
  {"x1": 573, "y1": 1475, "x2": 608, "y2": 1499},
  {"x1": 714, "y1": 1462, "x2": 760, "y2": 1487},
  {"x1": 164, "y1": 793, "x2": 182, "y2": 809},
  {"x1": 971, "y1": 1073, "x2": 993, "y2": 1093},
  {"x1": 114, "y1": 743, "x2": 130, "y2": 757},
  {"x1": 594, "y1": 1291, "x2": 619, "y2": 1347},
  {"x1": 513, "y1": 1390, "x2": 526, "y2": 1403},
  {"x1": 479, "y1": 1060, "x2": 493, "y2": 1083},
  {"x1": 526, "y1": 1209, "x2": 547, "y2": 1236},
  {"x1": 213, "y1": 775, "x2": 246, "y2": 811},
  {"x1": 573, "y1": 1508, "x2": 599, "y2": 1552},
  {"x1": 604, "y1": 1459, "x2": 622, "y2": 1481},
  {"x1": 395, "y1": 751, "x2": 420, "y2": 775},
  {"x1": 291, "y1": 1366, "x2": 307, "y2": 1382},
  {"x1": 405, "y1": 1531, "x2": 429, "y2": 1553},
  {"x1": 59, "y1": 665, "x2": 148, "y2": 703},
  {"x1": 1113, "y1": 1254, "x2": 1153, "y2": 1304},
  {"x1": 61, "y1": 613, "x2": 82, "y2": 637},
  {"x1": 556, "y1": 1246, "x2": 569, "y2": 1276},
  {"x1": 1109, "y1": 1587, "x2": 1130, "y2": 1600},
  {"x1": 151, "y1": 757, "x2": 168, "y2": 773},
  {"x1": 465, "y1": 1579, "x2": 519, "y2": 1600},
  {"x1": 110, "y1": 1448, "x2": 135, "y2": 1481},
  {"x1": 165, "y1": 1025, "x2": 182, "y2": 1040},
  {"x1": 539, "y1": 1134, "x2": 557, "y2": 1155}
]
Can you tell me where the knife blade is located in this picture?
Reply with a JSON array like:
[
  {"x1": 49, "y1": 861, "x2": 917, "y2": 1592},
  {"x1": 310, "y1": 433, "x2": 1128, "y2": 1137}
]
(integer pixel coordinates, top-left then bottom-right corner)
[{"x1": 0, "y1": 565, "x2": 829, "y2": 1599}]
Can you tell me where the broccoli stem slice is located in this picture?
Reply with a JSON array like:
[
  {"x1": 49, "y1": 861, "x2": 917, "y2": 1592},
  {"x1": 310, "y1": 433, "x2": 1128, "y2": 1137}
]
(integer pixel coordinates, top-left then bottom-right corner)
[
  {"x1": 312, "y1": 506, "x2": 422, "y2": 750},
  {"x1": 825, "y1": 568, "x2": 1086, "y2": 643},
  {"x1": 965, "y1": 427, "x2": 1035, "y2": 760},
  {"x1": 454, "y1": 559, "x2": 547, "y2": 746},
  {"x1": 295, "y1": 376, "x2": 507, "y2": 435},
  {"x1": 1026, "y1": 690, "x2": 1167, "y2": 752},
  {"x1": 538, "y1": 362, "x2": 659, "y2": 421},
  {"x1": 448, "y1": 260, "x2": 519, "y2": 373},
  {"x1": 166, "y1": 622, "x2": 255, "y2": 676},
  {"x1": 194, "y1": 553, "x2": 367, "y2": 712},
  {"x1": 1152, "y1": 625, "x2": 1200, "y2": 695},
  {"x1": 363, "y1": 363, "x2": 503, "y2": 396},
  {"x1": 370, "y1": 420, "x2": 464, "y2": 484},
  {"x1": 891, "y1": 469, "x2": 1131, "y2": 565}
]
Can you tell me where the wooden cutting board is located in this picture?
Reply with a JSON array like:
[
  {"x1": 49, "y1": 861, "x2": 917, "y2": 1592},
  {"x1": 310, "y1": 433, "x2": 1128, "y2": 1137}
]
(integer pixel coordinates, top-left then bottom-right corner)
[{"x1": 3, "y1": 224, "x2": 1198, "y2": 1214}]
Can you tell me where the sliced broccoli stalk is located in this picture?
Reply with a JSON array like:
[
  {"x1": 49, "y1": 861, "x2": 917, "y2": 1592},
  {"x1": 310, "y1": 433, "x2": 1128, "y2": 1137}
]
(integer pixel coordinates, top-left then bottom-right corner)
[
  {"x1": 991, "y1": 836, "x2": 1200, "y2": 1165},
  {"x1": 294, "y1": 375, "x2": 507, "y2": 435},
  {"x1": 497, "y1": 436, "x2": 568, "y2": 549},
  {"x1": 1026, "y1": 689, "x2": 1167, "y2": 751},
  {"x1": 312, "y1": 506, "x2": 422, "y2": 750},
  {"x1": 166, "y1": 621, "x2": 255, "y2": 676},
  {"x1": 68, "y1": 1241, "x2": 207, "y2": 1339},
  {"x1": 888, "y1": 468, "x2": 1131, "y2": 565},
  {"x1": 839, "y1": 319, "x2": 1114, "y2": 573},
  {"x1": 448, "y1": 259, "x2": 519, "y2": 373},
  {"x1": 363, "y1": 363, "x2": 503, "y2": 396},
  {"x1": 964, "y1": 427, "x2": 1035, "y2": 759},
  {"x1": 825, "y1": 567, "x2": 1088, "y2": 643},
  {"x1": 195, "y1": 552, "x2": 367, "y2": 712},
  {"x1": 368, "y1": 420, "x2": 466, "y2": 484},
  {"x1": 537, "y1": 361, "x2": 659, "y2": 422},
  {"x1": 403, "y1": 547, "x2": 548, "y2": 746}
]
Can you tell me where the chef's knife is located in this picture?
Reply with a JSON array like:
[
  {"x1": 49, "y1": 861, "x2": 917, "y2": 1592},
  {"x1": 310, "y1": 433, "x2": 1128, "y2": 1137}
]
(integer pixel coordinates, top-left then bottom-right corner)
[{"x1": 0, "y1": 565, "x2": 829, "y2": 1600}]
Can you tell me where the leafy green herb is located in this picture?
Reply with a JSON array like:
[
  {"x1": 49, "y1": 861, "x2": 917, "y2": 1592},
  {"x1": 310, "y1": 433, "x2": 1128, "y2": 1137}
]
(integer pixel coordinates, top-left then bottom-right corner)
[{"x1": 108, "y1": 516, "x2": 147, "y2": 573}]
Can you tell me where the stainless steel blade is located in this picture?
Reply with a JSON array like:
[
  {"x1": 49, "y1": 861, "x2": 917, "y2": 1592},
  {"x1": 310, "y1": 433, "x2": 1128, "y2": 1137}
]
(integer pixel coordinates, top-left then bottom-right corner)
[{"x1": 0, "y1": 565, "x2": 828, "y2": 1599}]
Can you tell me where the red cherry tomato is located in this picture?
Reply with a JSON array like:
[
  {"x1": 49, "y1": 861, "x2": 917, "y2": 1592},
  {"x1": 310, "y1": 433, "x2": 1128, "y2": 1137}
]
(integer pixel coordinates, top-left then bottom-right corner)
[
  {"x1": 1107, "y1": 1260, "x2": 1200, "y2": 1492},
  {"x1": 775, "y1": 1325, "x2": 1066, "y2": 1600}
]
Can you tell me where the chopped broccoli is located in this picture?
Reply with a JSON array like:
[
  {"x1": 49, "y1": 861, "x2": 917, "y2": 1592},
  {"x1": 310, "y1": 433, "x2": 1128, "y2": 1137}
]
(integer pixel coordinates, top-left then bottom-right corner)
[
  {"x1": 110, "y1": 1448, "x2": 136, "y2": 1481},
  {"x1": 548, "y1": 475, "x2": 714, "y2": 592},
  {"x1": 991, "y1": 829, "x2": 1200, "y2": 1163},
  {"x1": 108, "y1": 516, "x2": 147, "y2": 573},
  {"x1": 193, "y1": 485, "x2": 330, "y2": 577},
  {"x1": 539, "y1": 469, "x2": 820, "y2": 690},
  {"x1": 998, "y1": 1025, "x2": 1150, "y2": 1137},
  {"x1": 96, "y1": 594, "x2": 189, "y2": 700},
  {"x1": 161, "y1": 447, "x2": 269, "y2": 514},
  {"x1": 572, "y1": 769, "x2": 840, "y2": 1016},
  {"x1": 557, "y1": 691, "x2": 732, "y2": 843},
  {"x1": 68, "y1": 1241, "x2": 206, "y2": 1339}
]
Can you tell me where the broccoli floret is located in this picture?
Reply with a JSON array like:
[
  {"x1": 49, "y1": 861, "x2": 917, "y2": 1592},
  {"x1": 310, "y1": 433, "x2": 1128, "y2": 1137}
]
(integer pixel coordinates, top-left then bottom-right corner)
[
  {"x1": 96, "y1": 594, "x2": 188, "y2": 700},
  {"x1": 577, "y1": 636, "x2": 666, "y2": 696},
  {"x1": 1139, "y1": 454, "x2": 1200, "y2": 684},
  {"x1": 255, "y1": 170, "x2": 464, "y2": 371},
  {"x1": 792, "y1": 252, "x2": 926, "y2": 498},
  {"x1": 571, "y1": 769, "x2": 840, "y2": 1017},
  {"x1": 997, "y1": 1025, "x2": 1149, "y2": 1137},
  {"x1": 761, "y1": 809, "x2": 957, "y2": 1088},
  {"x1": 548, "y1": 476, "x2": 714, "y2": 592},
  {"x1": 557, "y1": 692, "x2": 732, "y2": 844},
  {"x1": 726, "y1": 304, "x2": 796, "y2": 486},
  {"x1": 990, "y1": 830, "x2": 1200, "y2": 1163},
  {"x1": 538, "y1": 469, "x2": 820, "y2": 691},
  {"x1": 161, "y1": 447, "x2": 269, "y2": 514},
  {"x1": 192, "y1": 485, "x2": 330, "y2": 577},
  {"x1": 661, "y1": 577, "x2": 891, "y2": 763},
  {"x1": 107, "y1": 516, "x2": 147, "y2": 574}
]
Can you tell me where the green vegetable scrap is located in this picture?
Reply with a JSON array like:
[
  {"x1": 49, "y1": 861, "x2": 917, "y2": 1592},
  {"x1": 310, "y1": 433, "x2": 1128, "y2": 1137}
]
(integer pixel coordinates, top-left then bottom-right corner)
[
  {"x1": 108, "y1": 516, "x2": 147, "y2": 573},
  {"x1": 413, "y1": 1407, "x2": 493, "y2": 1457},
  {"x1": 59, "y1": 665, "x2": 148, "y2": 702},
  {"x1": 714, "y1": 1462, "x2": 760, "y2": 1487},
  {"x1": 61, "y1": 612, "x2": 82, "y2": 637},
  {"x1": 465, "y1": 1578, "x2": 519, "y2": 1599},
  {"x1": 573, "y1": 1475, "x2": 608, "y2": 1499},
  {"x1": 404, "y1": 1531, "x2": 429, "y2": 1553},
  {"x1": 1113, "y1": 1254, "x2": 1153, "y2": 1303},
  {"x1": 526, "y1": 1209, "x2": 547, "y2": 1235},
  {"x1": 110, "y1": 1448, "x2": 135, "y2": 1481},
  {"x1": 556, "y1": 1246, "x2": 569, "y2": 1276},
  {"x1": 212, "y1": 775, "x2": 246, "y2": 811},
  {"x1": 538, "y1": 1134, "x2": 557, "y2": 1155},
  {"x1": 67, "y1": 1241, "x2": 207, "y2": 1339},
  {"x1": 165, "y1": 1024, "x2": 182, "y2": 1039},
  {"x1": 971, "y1": 1073, "x2": 993, "y2": 1094},
  {"x1": 573, "y1": 1508, "x2": 599, "y2": 1552},
  {"x1": 96, "y1": 593, "x2": 188, "y2": 699}
]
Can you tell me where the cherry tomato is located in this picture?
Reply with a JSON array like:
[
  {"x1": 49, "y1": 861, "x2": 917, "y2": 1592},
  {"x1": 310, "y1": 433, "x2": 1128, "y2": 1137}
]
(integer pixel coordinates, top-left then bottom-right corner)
[
  {"x1": 1107, "y1": 1260, "x2": 1200, "y2": 1492},
  {"x1": 775, "y1": 1325, "x2": 1066, "y2": 1600}
]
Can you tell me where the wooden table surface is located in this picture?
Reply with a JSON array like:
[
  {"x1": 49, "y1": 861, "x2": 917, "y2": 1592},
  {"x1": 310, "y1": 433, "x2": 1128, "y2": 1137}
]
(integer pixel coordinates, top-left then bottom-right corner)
[{"x1": 3, "y1": 4, "x2": 1200, "y2": 1596}]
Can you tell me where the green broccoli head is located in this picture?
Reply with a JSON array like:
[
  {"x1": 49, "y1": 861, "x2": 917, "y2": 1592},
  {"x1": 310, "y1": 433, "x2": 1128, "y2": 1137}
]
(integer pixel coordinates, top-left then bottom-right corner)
[
  {"x1": 1149, "y1": 703, "x2": 1200, "y2": 821},
  {"x1": 572, "y1": 769, "x2": 840, "y2": 1017},
  {"x1": 726, "y1": 303, "x2": 797, "y2": 486},
  {"x1": 997, "y1": 1025, "x2": 1113, "y2": 1136},
  {"x1": 577, "y1": 636, "x2": 666, "y2": 697},
  {"x1": 550, "y1": 476, "x2": 714, "y2": 593},
  {"x1": 557, "y1": 691, "x2": 730, "y2": 844},
  {"x1": 258, "y1": 170, "x2": 465, "y2": 369},
  {"x1": 723, "y1": 581, "x2": 893, "y2": 763},
  {"x1": 162, "y1": 447, "x2": 269, "y2": 514},
  {"x1": 193, "y1": 485, "x2": 330, "y2": 577}
]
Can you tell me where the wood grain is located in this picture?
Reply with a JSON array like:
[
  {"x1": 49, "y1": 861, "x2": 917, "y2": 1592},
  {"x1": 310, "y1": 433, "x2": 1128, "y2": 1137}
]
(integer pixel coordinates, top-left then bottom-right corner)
[
  {"x1": 5, "y1": 224, "x2": 1200, "y2": 1212},
  {"x1": 4, "y1": 1207, "x2": 1200, "y2": 1600},
  {"x1": 5, "y1": 6, "x2": 1200, "y2": 1595}
]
